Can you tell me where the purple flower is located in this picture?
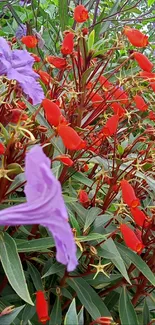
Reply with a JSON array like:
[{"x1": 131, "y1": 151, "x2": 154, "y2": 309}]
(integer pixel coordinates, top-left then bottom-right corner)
[
  {"x1": 0, "y1": 145, "x2": 78, "y2": 272},
  {"x1": 16, "y1": 24, "x2": 27, "y2": 40},
  {"x1": 19, "y1": 0, "x2": 31, "y2": 6},
  {"x1": 0, "y1": 37, "x2": 44, "y2": 105}
]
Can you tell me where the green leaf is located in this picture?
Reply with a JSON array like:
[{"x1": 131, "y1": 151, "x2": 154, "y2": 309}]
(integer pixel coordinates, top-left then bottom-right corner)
[
  {"x1": 16, "y1": 237, "x2": 55, "y2": 252},
  {"x1": 88, "y1": 30, "x2": 95, "y2": 51},
  {"x1": 148, "y1": 0, "x2": 155, "y2": 6},
  {"x1": 58, "y1": 0, "x2": 68, "y2": 31},
  {"x1": 99, "y1": 238, "x2": 130, "y2": 283},
  {"x1": 119, "y1": 287, "x2": 139, "y2": 325},
  {"x1": 78, "y1": 306, "x2": 84, "y2": 325},
  {"x1": 77, "y1": 233, "x2": 108, "y2": 242},
  {"x1": 42, "y1": 262, "x2": 65, "y2": 278},
  {"x1": 0, "y1": 305, "x2": 25, "y2": 325},
  {"x1": 27, "y1": 262, "x2": 43, "y2": 291},
  {"x1": 84, "y1": 207, "x2": 101, "y2": 232},
  {"x1": 67, "y1": 277, "x2": 110, "y2": 320},
  {"x1": 100, "y1": 0, "x2": 121, "y2": 34},
  {"x1": 50, "y1": 297, "x2": 62, "y2": 325},
  {"x1": 72, "y1": 172, "x2": 93, "y2": 187},
  {"x1": 0, "y1": 232, "x2": 33, "y2": 305},
  {"x1": 64, "y1": 299, "x2": 78, "y2": 325},
  {"x1": 117, "y1": 243, "x2": 155, "y2": 286},
  {"x1": 142, "y1": 300, "x2": 150, "y2": 325}
]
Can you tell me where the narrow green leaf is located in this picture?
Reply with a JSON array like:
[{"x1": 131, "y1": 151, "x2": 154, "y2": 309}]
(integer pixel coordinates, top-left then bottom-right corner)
[
  {"x1": 67, "y1": 277, "x2": 110, "y2": 319},
  {"x1": 0, "y1": 305, "x2": 25, "y2": 325},
  {"x1": 58, "y1": 0, "x2": 68, "y2": 31},
  {"x1": 42, "y1": 262, "x2": 65, "y2": 278},
  {"x1": 27, "y1": 262, "x2": 43, "y2": 291},
  {"x1": 142, "y1": 300, "x2": 150, "y2": 325},
  {"x1": 99, "y1": 238, "x2": 130, "y2": 283},
  {"x1": 78, "y1": 306, "x2": 84, "y2": 325},
  {"x1": 119, "y1": 287, "x2": 139, "y2": 325},
  {"x1": 77, "y1": 232, "x2": 108, "y2": 242},
  {"x1": 117, "y1": 243, "x2": 155, "y2": 286},
  {"x1": 16, "y1": 237, "x2": 55, "y2": 252},
  {"x1": 88, "y1": 30, "x2": 95, "y2": 51},
  {"x1": 64, "y1": 299, "x2": 78, "y2": 325},
  {"x1": 84, "y1": 207, "x2": 101, "y2": 232},
  {"x1": 0, "y1": 232, "x2": 33, "y2": 305},
  {"x1": 50, "y1": 297, "x2": 62, "y2": 325},
  {"x1": 100, "y1": 0, "x2": 121, "y2": 34},
  {"x1": 148, "y1": 0, "x2": 155, "y2": 6}
]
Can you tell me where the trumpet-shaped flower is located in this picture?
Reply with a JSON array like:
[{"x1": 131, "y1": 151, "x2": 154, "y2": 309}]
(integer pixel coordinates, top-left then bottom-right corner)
[
  {"x1": 0, "y1": 37, "x2": 44, "y2": 105},
  {"x1": 0, "y1": 145, "x2": 78, "y2": 272}
]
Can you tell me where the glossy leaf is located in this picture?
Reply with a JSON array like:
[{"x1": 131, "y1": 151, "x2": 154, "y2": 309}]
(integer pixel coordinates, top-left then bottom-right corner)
[
  {"x1": 27, "y1": 262, "x2": 43, "y2": 291},
  {"x1": 0, "y1": 305, "x2": 25, "y2": 325},
  {"x1": 0, "y1": 232, "x2": 33, "y2": 305},
  {"x1": 50, "y1": 297, "x2": 62, "y2": 325},
  {"x1": 117, "y1": 243, "x2": 155, "y2": 286},
  {"x1": 64, "y1": 299, "x2": 78, "y2": 325},
  {"x1": 119, "y1": 287, "x2": 139, "y2": 325},
  {"x1": 67, "y1": 277, "x2": 110, "y2": 319}
]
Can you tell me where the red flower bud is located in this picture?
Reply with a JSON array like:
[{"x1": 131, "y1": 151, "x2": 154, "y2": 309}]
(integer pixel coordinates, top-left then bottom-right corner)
[
  {"x1": 0, "y1": 143, "x2": 5, "y2": 155},
  {"x1": 90, "y1": 316, "x2": 113, "y2": 325},
  {"x1": 133, "y1": 52, "x2": 153, "y2": 72},
  {"x1": 101, "y1": 115, "x2": 119, "y2": 137},
  {"x1": 82, "y1": 27, "x2": 89, "y2": 36},
  {"x1": 139, "y1": 71, "x2": 155, "y2": 81},
  {"x1": 130, "y1": 207, "x2": 150, "y2": 228},
  {"x1": 74, "y1": 5, "x2": 89, "y2": 23},
  {"x1": 38, "y1": 70, "x2": 51, "y2": 85},
  {"x1": 121, "y1": 180, "x2": 140, "y2": 208},
  {"x1": 10, "y1": 109, "x2": 28, "y2": 123},
  {"x1": 61, "y1": 33, "x2": 74, "y2": 55},
  {"x1": 124, "y1": 26, "x2": 149, "y2": 47},
  {"x1": 91, "y1": 92, "x2": 103, "y2": 108},
  {"x1": 16, "y1": 101, "x2": 27, "y2": 110},
  {"x1": 54, "y1": 155, "x2": 73, "y2": 166},
  {"x1": 42, "y1": 99, "x2": 61, "y2": 127},
  {"x1": 99, "y1": 76, "x2": 112, "y2": 89},
  {"x1": 133, "y1": 94, "x2": 148, "y2": 112},
  {"x1": 21, "y1": 35, "x2": 38, "y2": 48},
  {"x1": 149, "y1": 111, "x2": 155, "y2": 121},
  {"x1": 120, "y1": 224, "x2": 144, "y2": 253},
  {"x1": 46, "y1": 56, "x2": 67, "y2": 69},
  {"x1": 57, "y1": 124, "x2": 84, "y2": 150},
  {"x1": 78, "y1": 189, "x2": 89, "y2": 205},
  {"x1": 36, "y1": 291, "x2": 50, "y2": 324}
]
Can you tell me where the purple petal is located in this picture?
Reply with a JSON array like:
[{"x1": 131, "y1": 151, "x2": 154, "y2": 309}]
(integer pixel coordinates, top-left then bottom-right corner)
[
  {"x1": 0, "y1": 145, "x2": 78, "y2": 271},
  {"x1": 15, "y1": 24, "x2": 27, "y2": 40},
  {"x1": 7, "y1": 68, "x2": 44, "y2": 105}
]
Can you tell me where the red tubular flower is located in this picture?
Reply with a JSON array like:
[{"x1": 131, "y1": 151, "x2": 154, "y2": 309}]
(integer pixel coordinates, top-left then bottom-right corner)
[
  {"x1": 90, "y1": 316, "x2": 113, "y2": 325},
  {"x1": 133, "y1": 52, "x2": 153, "y2": 72},
  {"x1": 133, "y1": 94, "x2": 148, "y2": 112},
  {"x1": 101, "y1": 115, "x2": 119, "y2": 137},
  {"x1": 74, "y1": 5, "x2": 89, "y2": 23},
  {"x1": 36, "y1": 291, "x2": 50, "y2": 324},
  {"x1": 91, "y1": 92, "x2": 103, "y2": 108},
  {"x1": 46, "y1": 56, "x2": 67, "y2": 69},
  {"x1": 57, "y1": 124, "x2": 84, "y2": 150},
  {"x1": 120, "y1": 224, "x2": 144, "y2": 253},
  {"x1": 61, "y1": 33, "x2": 74, "y2": 55},
  {"x1": 16, "y1": 101, "x2": 27, "y2": 110},
  {"x1": 78, "y1": 189, "x2": 89, "y2": 205},
  {"x1": 149, "y1": 111, "x2": 155, "y2": 121},
  {"x1": 130, "y1": 207, "x2": 150, "y2": 228},
  {"x1": 113, "y1": 87, "x2": 128, "y2": 104},
  {"x1": 121, "y1": 180, "x2": 140, "y2": 208},
  {"x1": 38, "y1": 70, "x2": 51, "y2": 85},
  {"x1": 139, "y1": 71, "x2": 155, "y2": 81},
  {"x1": 42, "y1": 98, "x2": 61, "y2": 127},
  {"x1": 21, "y1": 35, "x2": 38, "y2": 48},
  {"x1": 149, "y1": 82, "x2": 155, "y2": 92},
  {"x1": 0, "y1": 143, "x2": 5, "y2": 155},
  {"x1": 124, "y1": 26, "x2": 149, "y2": 47},
  {"x1": 111, "y1": 102, "x2": 125, "y2": 118},
  {"x1": 99, "y1": 76, "x2": 112, "y2": 89},
  {"x1": 54, "y1": 155, "x2": 73, "y2": 166}
]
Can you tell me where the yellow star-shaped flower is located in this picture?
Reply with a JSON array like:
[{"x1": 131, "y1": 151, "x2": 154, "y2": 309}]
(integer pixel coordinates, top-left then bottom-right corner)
[{"x1": 90, "y1": 258, "x2": 112, "y2": 279}]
